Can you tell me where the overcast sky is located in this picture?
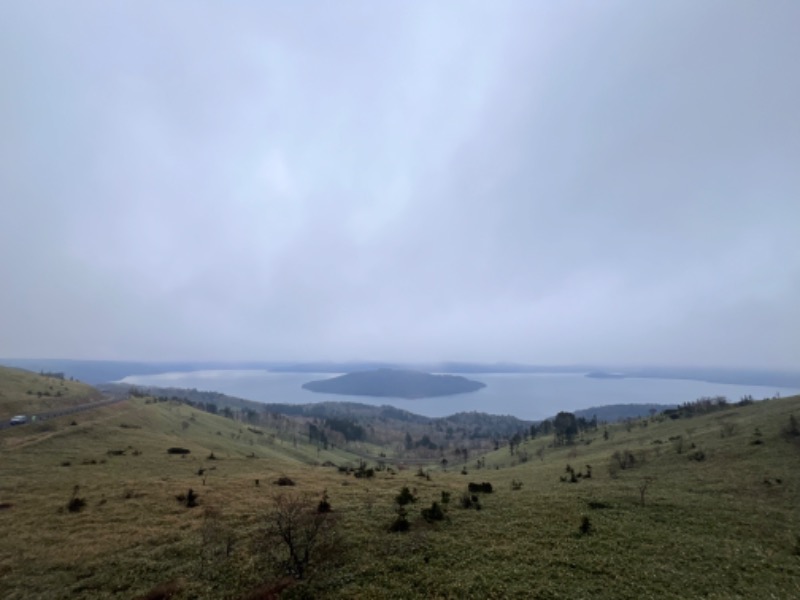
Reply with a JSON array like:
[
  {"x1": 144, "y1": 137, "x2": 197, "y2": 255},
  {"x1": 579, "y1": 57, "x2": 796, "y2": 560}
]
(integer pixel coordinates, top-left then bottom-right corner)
[{"x1": 1, "y1": 1, "x2": 799, "y2": 368}]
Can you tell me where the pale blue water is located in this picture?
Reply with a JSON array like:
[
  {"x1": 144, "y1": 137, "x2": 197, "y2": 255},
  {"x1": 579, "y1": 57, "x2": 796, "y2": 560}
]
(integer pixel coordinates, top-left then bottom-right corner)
[{"x1": 119, "y1": 370, "x2": 799, "y2": 421}]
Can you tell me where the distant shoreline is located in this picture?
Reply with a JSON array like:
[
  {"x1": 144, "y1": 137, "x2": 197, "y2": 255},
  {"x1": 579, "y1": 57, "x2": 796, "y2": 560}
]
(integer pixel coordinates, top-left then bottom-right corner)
[{"x1": 1, "y1": 359, "x2": 799, "y2": 389}]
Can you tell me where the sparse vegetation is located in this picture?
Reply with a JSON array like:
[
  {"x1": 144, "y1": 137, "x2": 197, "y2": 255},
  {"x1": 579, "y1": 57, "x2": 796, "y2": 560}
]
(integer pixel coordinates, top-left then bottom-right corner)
[
  {"x1": 0, "y1": 368, "x2": 799, "y2": 599},
  {"x1": 395, "y1": 486, "x2": 417, "y2": 506},
  {"x1": 421, "y1": 501, "x2": 445, "y2": 522},
  {"x1": 66, "y1": 486, "x2": 86, "y2": 513},
  {"x1": 175, "y1": 488, "x2": 199, "y2": 508},
  {"x1": 257, "y1": 492, "x2": 340, "y2": 580},
  {"x1": 166, "y1": 447, "x2": 190, "y2": 455},
  {"x1": 467, "y1": 482, "x2": 493, "y2": 493},
  {"x1": 579, "y1": 516, "x2": 593, "y2": 535}
]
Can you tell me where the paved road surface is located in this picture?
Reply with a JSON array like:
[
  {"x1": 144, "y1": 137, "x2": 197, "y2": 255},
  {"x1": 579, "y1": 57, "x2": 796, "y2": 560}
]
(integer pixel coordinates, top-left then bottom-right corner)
[{"x1": 0, "y1": 396, "x2": 126, "y2": 430}]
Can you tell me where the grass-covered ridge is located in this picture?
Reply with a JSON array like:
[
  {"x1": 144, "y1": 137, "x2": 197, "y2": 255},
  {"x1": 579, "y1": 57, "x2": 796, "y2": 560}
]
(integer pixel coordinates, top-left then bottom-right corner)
[
  {"x1": 0, "y1": 377, "x2": 799, "y2": 598},
  {"x1": 0, "y1": 365, "x2": 102, "y2": 421}
]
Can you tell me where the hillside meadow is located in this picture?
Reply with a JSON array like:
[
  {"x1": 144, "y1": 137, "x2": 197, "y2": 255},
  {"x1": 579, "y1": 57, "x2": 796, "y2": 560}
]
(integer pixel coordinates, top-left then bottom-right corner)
[
  {"x1": 1, "y1": 372, "x2": 799, "y2": 598},
  {"x1": 0, "y1": 366, "x2": 101, "y2": 421}
]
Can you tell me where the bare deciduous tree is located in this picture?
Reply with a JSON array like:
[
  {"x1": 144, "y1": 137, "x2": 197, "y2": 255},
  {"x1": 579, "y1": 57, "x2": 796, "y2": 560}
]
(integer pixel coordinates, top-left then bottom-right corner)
[
  {"x1": 258, "y1": 492, "x2": 340, "y2": 580},
  {"x1": 638, "y1": 477, "x2": 654, "y2": 507}
]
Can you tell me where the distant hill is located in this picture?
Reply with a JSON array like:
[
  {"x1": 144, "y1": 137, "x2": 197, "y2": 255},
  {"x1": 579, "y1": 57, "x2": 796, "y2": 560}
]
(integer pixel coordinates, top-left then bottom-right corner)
[
  {"x1": 302, "y1": 369, "x2": 486, "y2": 399},
  {"x1": 0, "y1": 364, "x2": 102, "y2": 420}
]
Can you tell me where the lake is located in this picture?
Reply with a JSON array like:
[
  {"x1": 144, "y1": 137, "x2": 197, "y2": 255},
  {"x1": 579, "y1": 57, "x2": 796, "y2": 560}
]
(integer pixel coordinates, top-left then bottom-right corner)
[{"x1": 119, "y1": 370, "x2": 800, "y2": 421}]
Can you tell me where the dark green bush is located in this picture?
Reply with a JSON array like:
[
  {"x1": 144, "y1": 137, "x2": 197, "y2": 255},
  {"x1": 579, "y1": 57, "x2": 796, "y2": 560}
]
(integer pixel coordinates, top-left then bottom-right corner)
[
  {"x1": 688, "y1": 449, "x2": 706, "y2": 462},
  {"x1": 395, "y1": 486, "x2": 416, "y2": 506},
  {"x1": 460, "y1": 492, "x2": 481, "y2": 510},
  {"x1": 467, "y1": 482, "x2": 493, "y2": 493},
  {"x1": 421, "y1": 501, "x2": 445, "y2": 523},
  {"x1": 317, "y1": 490, "x2": 331, "y2": 514},
  {"x1": 579, "y1": 516, "x2": 593, "y2": 535},
  {"x1": 176, "y1": 488, "x2": 199, "y2": 508},
  {"x1": 67, "y1": 497, "x2": 86, "y2": 513},
  {"x1": 66, "y1": 485, "x2": 86, "y2": 513},
  {"x1": 389, "y1": 507, "x2": 410, "y2": 532},
  {"x1": 167, "y1": 447, "x2": 190, "y2": 455}
]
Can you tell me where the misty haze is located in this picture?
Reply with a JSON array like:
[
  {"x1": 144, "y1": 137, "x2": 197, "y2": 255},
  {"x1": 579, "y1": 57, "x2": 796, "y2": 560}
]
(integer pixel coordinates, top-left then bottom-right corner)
[{"x1": 2, "y1": 1, "x2": 799, "y2": 598}]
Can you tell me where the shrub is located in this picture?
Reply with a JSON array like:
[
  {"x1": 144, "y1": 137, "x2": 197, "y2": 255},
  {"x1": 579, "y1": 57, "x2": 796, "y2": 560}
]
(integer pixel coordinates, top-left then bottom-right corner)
[
  {"x1": 688, "y1": 449, "x2": 706, "y2": 462},
  {"x1": 459, "y1": 492, "x2": 481, "y2": 510},
  {"x1": 167, "y1": 447, "x2": 190, "y2": 455},
  {"x1": 258, "y1": 493, "x2": 341, "y2": 579},
  {"x1": 612, "y1": 450, "x2": 636, "y2": 470},
  {"x1": 395, "y1": 486, "x2": 416, "y2": 506},
  {"x1": 353, "y1": 464, "x2": 374, "y2": 479},
  {"x1": 511, "y1": 479, "x2": 523, "y2": 490},
  {"x1": 67, "y1": 496, "x2": 86, "y2": 513},
  {"x1": 317, "y1": 490, "x2": 331, "y2": 514},
  {"x1": 389, "y1": 509, "x2": 410, "y2": 532},
  {"x1": 441, "y1": 491, "x2": 451, "y2": 504},
  {"x1": 719, "y1": 421, "x2": 737, "y2": 438},
  {"x1": 782, "y1": 415, "x2": 800, "y2": 441},
  {"x1": 579, "y1": 516, "x2": 593, "y2": 535},
  {"x1": 274, "y1": 476, "x2": 295, "y2": 486},
  {"x1": 67, "y1": 485, "x2": 86, "y2": 513},
  {"x1": 176, "y1": 489, "x2": 199, "y2": 508},
  {"x1": 421, "y1": 501, "x2": 445, "y2": 523},
  {"x1": 467, "y1": 482, "x2": 493, "y2": 493}
]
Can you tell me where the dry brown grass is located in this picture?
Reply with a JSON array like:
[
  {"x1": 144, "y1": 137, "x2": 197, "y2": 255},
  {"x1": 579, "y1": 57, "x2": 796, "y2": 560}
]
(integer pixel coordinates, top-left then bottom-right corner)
[{"x1": 1, "y1": 385, "x2": 799, "y2": 599}]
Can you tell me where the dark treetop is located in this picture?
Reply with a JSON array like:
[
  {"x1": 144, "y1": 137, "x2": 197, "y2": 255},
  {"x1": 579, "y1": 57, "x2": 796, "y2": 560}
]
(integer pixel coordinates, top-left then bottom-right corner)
[{"x1": 301, "y1": 369, "x2": 486, "y2": 399}]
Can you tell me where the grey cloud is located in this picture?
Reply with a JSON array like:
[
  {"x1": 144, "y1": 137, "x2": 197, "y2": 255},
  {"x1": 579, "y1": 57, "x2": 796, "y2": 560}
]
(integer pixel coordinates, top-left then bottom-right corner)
[{"x1": 1, "y1": 1, "x2": 798, "y2": 368}]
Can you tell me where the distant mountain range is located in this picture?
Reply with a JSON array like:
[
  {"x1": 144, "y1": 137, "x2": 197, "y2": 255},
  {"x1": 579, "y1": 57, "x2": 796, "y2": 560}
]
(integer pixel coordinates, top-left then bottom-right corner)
[
  {"x1": 2, "y1": 359, "x2": 799, "y2": 388},
  {"x1": 302, "y1": 369, "x2": 486, "y2": 399}
]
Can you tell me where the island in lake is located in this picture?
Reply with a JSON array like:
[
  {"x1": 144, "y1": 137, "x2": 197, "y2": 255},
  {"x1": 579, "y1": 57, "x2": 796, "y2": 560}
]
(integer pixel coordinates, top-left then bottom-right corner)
[{"x1": 302, "y1": 368, "x2": 486, "y2": 399}]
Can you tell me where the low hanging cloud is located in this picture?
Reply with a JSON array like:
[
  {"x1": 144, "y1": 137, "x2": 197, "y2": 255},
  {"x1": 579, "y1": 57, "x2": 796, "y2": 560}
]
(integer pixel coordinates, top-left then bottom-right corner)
[{"x1": 1, "y1": 1, "x2": 798, "y2": 368}]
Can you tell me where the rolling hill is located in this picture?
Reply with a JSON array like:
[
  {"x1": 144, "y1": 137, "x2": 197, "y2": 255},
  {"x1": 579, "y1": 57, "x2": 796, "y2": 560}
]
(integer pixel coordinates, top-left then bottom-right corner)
[{"x1": 1, "y1": 365, "x2": 799, "y2": 598}]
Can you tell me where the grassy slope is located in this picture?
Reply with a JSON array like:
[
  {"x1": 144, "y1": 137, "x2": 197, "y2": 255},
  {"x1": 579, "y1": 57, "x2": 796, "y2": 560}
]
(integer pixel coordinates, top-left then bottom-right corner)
[
  {"x1": 0, "y1": 396, "x2": 366, "y2": 599},
  {"x1": 0, "y1": 392, "x2": 798, "y2": 599},
  {"x1": 0, "y1": 365, "x2": 102, "y2": 420}
]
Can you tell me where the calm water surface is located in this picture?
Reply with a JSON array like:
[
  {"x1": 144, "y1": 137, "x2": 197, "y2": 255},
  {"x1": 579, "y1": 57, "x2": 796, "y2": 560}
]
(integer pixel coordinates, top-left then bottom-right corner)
[{"x1": 120, "y1": 370, "x2": 799, "y2": 421}]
